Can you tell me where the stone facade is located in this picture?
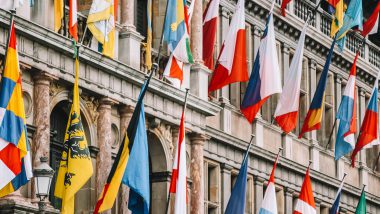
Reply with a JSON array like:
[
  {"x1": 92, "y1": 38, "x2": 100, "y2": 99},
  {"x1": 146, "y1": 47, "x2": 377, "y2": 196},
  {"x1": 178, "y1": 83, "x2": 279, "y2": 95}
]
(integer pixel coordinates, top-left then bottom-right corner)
[{"x1": 0, "y1": 0, "x2": 379, "y2": 214}]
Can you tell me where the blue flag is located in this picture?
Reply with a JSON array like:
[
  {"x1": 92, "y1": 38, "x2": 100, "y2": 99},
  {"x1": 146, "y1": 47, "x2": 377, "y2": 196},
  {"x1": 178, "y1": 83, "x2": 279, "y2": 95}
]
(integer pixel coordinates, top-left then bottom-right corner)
[
  {"x1": 225, "y1": 152, "x2": 249, "y2": 214},
  {"x1": 336, "y1": 0, "x2": 363, "y2": 51},
  {"x1": 122, "y1": 82, "x2": 150, "y2": 214}
]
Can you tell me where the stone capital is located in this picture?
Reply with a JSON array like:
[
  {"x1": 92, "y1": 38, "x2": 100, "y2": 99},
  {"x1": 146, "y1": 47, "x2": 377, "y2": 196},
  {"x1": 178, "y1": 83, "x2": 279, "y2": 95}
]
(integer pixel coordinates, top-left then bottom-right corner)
[
  {"x1": 118, "y1": 104, "x2": 134, "y2": 116},
  {"x1": 98, "y1": 97, "x2": 117, "y2": 110},
  {"x1": 284, "y1": 187, "x2": 295, "y2": 195},
  {"x1": 309, "y1": 59, "x2": 317, "y2": 70},
  {"x1": 189, "y1": 133, "x2": 209, "y2": 145},
  {"x1": 253, "y1": 25, "x2": 262, "y2": 36},
  {"x1": 33, "y1": 71, "x2": 56, "y2": 85},
  {"x1": 221, "y1": 163, "x2": 233, "y2": 172},
  {"x1": 220, "y1": 7, "x2": 230, "y2": 18},
  {"x1": 334, "y1": 73, "x2": 343, "y2": 83},
  {"x1": 359, "y1": 87, "x2": 366, "y2": 97},
  {"x1": 254, "y1": 176, "x2": 265, "y2": 185},
  {"x1": 282, "y1": 43, "x2": 290, "y2": 53}
]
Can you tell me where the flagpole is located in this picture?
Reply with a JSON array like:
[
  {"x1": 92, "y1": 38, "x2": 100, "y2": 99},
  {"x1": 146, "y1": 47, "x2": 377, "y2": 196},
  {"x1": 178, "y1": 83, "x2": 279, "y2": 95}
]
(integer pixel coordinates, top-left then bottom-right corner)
[
  {"x1": 164, "y1": 88, "x2": 190, "y2": 214},
  {"x1": 2, "y1": 9, "x2": 16, "y2": 69},
  {"x1": 275, "y1": 147, "x2": 283, "y2": 162},
  {"x1": 373, "y1": 152, "x2": 380, "y2": 172},
  {"x1": 325, "y1": 119, "x2": 337, "y2": 150},
  {"x1": 242, "y1": 134, "x2": 255, "y2": 163}
]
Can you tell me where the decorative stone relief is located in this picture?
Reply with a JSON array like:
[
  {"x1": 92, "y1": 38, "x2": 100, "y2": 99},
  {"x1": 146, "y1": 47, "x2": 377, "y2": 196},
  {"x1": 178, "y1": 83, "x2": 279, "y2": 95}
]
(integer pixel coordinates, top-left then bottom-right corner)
[
  {"x1": 22, "y1": 91, "x2": 33, "y2": 118},
  {"x1": 81, "y1": 95, "x2": 100, "y2": 124},
  {"x1": 49, "y1": 82, "x2": 66, "y2": 97},
  {"x1": 149, "y1": 118, "x2": 174, "y2": 157},
  {"x1": 111, "y1": 123, "x2": 120, "y2": 149}
]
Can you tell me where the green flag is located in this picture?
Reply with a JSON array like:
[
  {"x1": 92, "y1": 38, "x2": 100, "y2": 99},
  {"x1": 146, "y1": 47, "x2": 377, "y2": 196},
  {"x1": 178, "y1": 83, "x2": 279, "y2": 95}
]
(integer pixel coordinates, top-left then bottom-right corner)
[{"x1": 355, "y1": 188, "x2": 366, "y2": 214}]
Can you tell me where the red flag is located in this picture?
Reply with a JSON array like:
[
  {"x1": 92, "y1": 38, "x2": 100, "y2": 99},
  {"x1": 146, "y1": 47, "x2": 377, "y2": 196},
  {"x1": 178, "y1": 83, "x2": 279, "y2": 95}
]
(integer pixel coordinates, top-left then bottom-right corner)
[
  {"x1": 281, "y1": 0, "x2": 291, "y2": 16},
  {"x1": 294, "y1": 167, "x2": 316, "y2": 214},
  {"x1": 361, "y1": 1, "x2": 380, "y2": 37},
  {"x1": 203, "y1": 0, "x2": 219, "y2": 70},
  {"x1": 69, "y1": 0, "x2": 78, "y2": 41}
]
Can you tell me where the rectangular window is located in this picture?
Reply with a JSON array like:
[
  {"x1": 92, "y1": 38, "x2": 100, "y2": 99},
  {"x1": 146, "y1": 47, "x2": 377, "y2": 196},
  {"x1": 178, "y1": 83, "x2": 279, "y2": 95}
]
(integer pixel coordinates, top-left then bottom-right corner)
[{"x1": 204, "y1": 160, "x2": 220, "y2": 214}]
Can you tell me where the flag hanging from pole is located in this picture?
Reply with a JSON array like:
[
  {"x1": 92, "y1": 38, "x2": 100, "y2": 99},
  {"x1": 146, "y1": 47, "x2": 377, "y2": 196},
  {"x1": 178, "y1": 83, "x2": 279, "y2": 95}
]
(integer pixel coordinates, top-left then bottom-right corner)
[
  {"x1": 293, "y1": 167, "x2": 316, "y2": 214},
  {"x1": 208, "y1": 0, "x2": 248, "y2": 93},
  {"x1": 0, "y1": 20, "x2": 32, "y2": 197},
  {"x1": 355, "y1": 187, "x2": 366, "y2": 214},
  {"x1": 334, "y1": 53, "x2": 358, "y2": 160},
  {"x1": 329, "y1": 175, "x2": 346, "y2": 214},
  {"x1": 54, "y1": 0, "x2": 64, "y2": 32},
  {"x1": 258, "y1": 154, "x2": 280, "y2": 214},
  {"x1": 54, "y1": 57, "x2": 93, "y2": 214},
  {"x1": 203, "y1": 0, "x2": 220, "y2": 70},
  {"x1": 361, "y1": 1, "x2": 380, "y2": 37},
  {"x1": 146, "y1": 0, "x2": 153, "y2": 70},
  {"x1": 241, "y1": 10, "x2": 282, "y2": 123},
  {"x1": 329, "y1": 0, "x2": 344, "y2": 37},
  {"x1": 69, "y1": 0, "x2": 78, "y2": 41},
  {"x1": 274, "y1": 23, "x2": 307, "y2": 134}
]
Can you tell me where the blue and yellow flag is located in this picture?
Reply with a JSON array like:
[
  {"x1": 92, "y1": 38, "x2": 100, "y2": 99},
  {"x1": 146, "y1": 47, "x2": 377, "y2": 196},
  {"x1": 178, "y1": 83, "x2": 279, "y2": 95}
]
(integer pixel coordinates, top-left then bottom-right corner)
[
  {"x1": 299, "y1": 38, "x2": 337, "y2": 138},
  {"x1": 54, "y1": 57, "x2": 93, "y2": 214},
  {"x1": 0, "y1": 20, "x2": 32, "y2": 197},
  {"x1": 329, "y1": 0, "x2": 344, "y2": 37}
]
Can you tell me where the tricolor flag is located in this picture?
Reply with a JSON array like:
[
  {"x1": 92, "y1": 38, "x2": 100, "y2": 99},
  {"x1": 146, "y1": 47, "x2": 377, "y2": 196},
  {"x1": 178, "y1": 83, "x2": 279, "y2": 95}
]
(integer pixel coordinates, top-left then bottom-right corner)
[
  {"x1": 87, "y1": 0, "x2": 116, "y2": 58},
  {"x1": 334, "y1": 53, "x2": 358, "y2": 160},
  {"x1": 241, "y1": 10, "x2": 282, "y2": 123},
  {"x1": 274, "y1": 23, "x2": 307, "y2": 134},
  {"x1": 329, "y1": 0, "x2": 344, "y2": 37},
  {"x1": 94, "y1": 79, "x2": 151, "y2": 214},
  {"x1": 208, "y1": 0, "x2": 248, "y2": 93},
  {"x1": 329, "y1": 174, "x2": 346, "y2": 214},
  {"x1": 69, "y1": 0, "x2": 78, "y2": 41},
  {"x1": 335, "y1": 0, "x2": 363, "y2": 51},
  {"x1": 294, "y1": 167, "x2": 316, "y2": 214},
  {"x1": 169, "y1": 97, "x2": 188, "y2": 213},
  {"x1": 259, "y1": 152, "x2": 280, "y2": 214},
  {"x1": 299, "y1": 38, "x2": 336, "y2": 139},
  {"x1": 351, "y1": 72, "x2": 380, "y2": 167},
  {"x1": 163, "y1": 0, "x2": 193, "y2": 64},
  {"x1": 54, "y1": 56, "x2": 93, "y2": 214},
  {"x1": 0, "y1": 20, "x2": 32, "y2": 197},
  {"x1": 361, "y1": 1, "x2": 380, "y2": 37},
  {"x1": 355, "y1": 187, "x2": 366, "y2": 214},
  {"x1": 203, "y1": 0, "x2": 220, "y2": 70},
  {"x1": 54, "y1": 0, "x2": 64, "y2": 32}
]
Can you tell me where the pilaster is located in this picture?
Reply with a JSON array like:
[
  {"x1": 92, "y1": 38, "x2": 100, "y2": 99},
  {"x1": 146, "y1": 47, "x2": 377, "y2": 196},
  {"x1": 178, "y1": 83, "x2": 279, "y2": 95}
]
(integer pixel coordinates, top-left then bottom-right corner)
[
  {"x1": 282, "y1": 43, "x2": 290, "y2": 84},
  {"x1": 119, "y1": 29, "x2": 144, "y2": 70},
  {"x1": 31, "y1": 0, "x2": 54, "y2": 30},
  {"x1": 358, "y1": 88, "x2": 367, "y2": 167},
  {"x1": 219, "y1": 7, "x2": 230, "y2": 103},
  {"x1": 254, "y1": 177, "x2": 265, "y2": 214},
  {"x1": 221, "y1": 163, "x2": 233, "y2": 212},
  {"x1": 332, "y1": 74, "x2": 342, "y2": 151},
  {"x1": 190, "y1": 64, "x2": 211, "y2": 101},
  {"x1": 282, "y1": 133, "x2": 293, "y2": 159},
  {"x1": 254, "y1": 119, "x2": 264, "y2": 148},
  {"x1": 220, "y1": 103, "x2": 232, "y2": 134},
  {"x1": 309, "y1": 142, "x2": 320, "y2": 171},
  {"x1": 309, "y1": 59, "x2": 318, "y2": 141},
  {"x1": 253, "y1": 25, "x2": 261, "y2": 59},
  {"x1": 284, "y1": 187, "x2": 294, "y2": 214},
  {"x1": 190, "y1": 0, "x2": 203, "y2": 64}
]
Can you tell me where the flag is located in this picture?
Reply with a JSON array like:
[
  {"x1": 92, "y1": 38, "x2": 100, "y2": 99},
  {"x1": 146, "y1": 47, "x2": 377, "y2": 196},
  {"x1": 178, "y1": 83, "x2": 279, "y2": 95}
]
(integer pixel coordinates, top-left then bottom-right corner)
[
  {"x1": 208, "y1": 0, "x2": 248, "y2": 93},
  {"x1": 329, "y1": 0, "x2": 344, "y2": 37},
  {"x1": 54, "y1": 57, "x2": 93, "y2": 214},
  {"x1": 361, "y1": 1, "x2": 380, "y2": 37},
  {"x1": 122, "y1": 86, "x2": 150, "y2": 214},
  {"x1": 69, "y1": 0, "x2": 78, "y2": 41},
  {"x1": 54, "y1": 0, "x2": 64, "y2": 32},
  {"x1": 329, "y1": 175, "x2": 346, "y2": 214},
  {"x1": 0, "y1": 20, "x2": 32, "y2": 197},
  {"x1": 351, "y1": 72, "x2": 380, "y2": 167},
  {"x1": 334, "y1": 53, "x2": 358, "y2": 160},
  {"x1": 169, "y1": 103, "x2": 187, "y2": 213},
  {"x1": 224, "y1": 147, "x2": 249, "y2": 214},
  {"x1": 163, "y1": 0, "x2": 193, "y2": 63},
  {"x1": 294, "y1": 167, "x2": 316, "y2": 214},
  {"x1": 203, "y1": 0, "x2": 220, "y2": 70},
  {"x1": 241, "y1": 12, "x2": 282, "y2": 123},
  {"x1": 335, "y1": 0, "x2": 363, "y2": 51},
  {"x1": 258, "y1": 154, "x2": 280, "y2": 214},
  {"x1": 87, "y1": 0, "x2": 116, "y2": 58},
  {"x1": 281, "y1": 0, "x2": 292, "y2": 16},
  {"x1": 94, "y1": 80, "x2": 150, "y2": 213},
  {"x1": 274, "y1": 24, "x2": 307, "y2": 133},
  {"x1": 146, "y1": 0, "x2": 153, "y2": 70},
  {"x1": 299, "y1": 38, "x2": 336, "y2": 138},
  {"x1": 355, "y1": 187, "x2": 366, "y2": 214}
]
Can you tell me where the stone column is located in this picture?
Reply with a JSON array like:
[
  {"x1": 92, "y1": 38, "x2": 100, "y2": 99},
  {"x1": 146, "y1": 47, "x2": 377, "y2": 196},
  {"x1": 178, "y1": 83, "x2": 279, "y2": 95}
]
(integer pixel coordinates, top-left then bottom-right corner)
[
  {"x1": 190, "y1": 133, "x2": 208, "y2": 214},
  {"x1": 118, "y1": 105, "x2": 134, "y2": 214},
  {"x1": 119, "y1": 0, "x2": 144, "y2": 69},
  {"x1": 221, "y1": 163, "x2": 232, "y2": 212},
  {"x1": 308, "y1": 59, "x2": 318, "y2": 142},
  {"x1": 31, "y1": 0, "x2": 54, "y2": 30},
  {"x1": 254, "y1": 177, "x2": 264, "y2": 214},
  {"x1": 96, "y1": 97, "x2": 114, "y2": 208},
  {"x1": 284, "y1": 187, "x2": 294, "y2": 214},
  {"x1": 315, "y1": 198, "x2": 321, "y2": 214},
  {"x1": 190, "y1": 0, "x2": 203, "y2": 64}
]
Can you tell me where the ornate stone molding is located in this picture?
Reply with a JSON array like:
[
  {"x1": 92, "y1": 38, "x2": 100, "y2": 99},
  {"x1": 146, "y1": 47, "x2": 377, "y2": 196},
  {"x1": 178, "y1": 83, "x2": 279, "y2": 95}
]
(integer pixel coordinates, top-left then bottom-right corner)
[
  {"x1": 49, "y1": 82, "x2": 66, "y2": 97},
  {"x1": 81, "y1": 95, "x2": 100, "y2": 124}
]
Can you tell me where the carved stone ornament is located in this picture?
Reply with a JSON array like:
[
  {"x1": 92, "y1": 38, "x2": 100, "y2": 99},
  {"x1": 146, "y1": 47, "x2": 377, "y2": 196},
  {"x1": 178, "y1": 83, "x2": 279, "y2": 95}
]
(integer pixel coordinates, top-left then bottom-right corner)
[
  {"x1": 49, "y1": 82, "x2": 66, "y2": 97},
  {"x1": 81, "y1": 95, "x2": 100, "y2": 124},
  {"x1": 157, "y1": 122, "x2": 174, "y2": 156}
]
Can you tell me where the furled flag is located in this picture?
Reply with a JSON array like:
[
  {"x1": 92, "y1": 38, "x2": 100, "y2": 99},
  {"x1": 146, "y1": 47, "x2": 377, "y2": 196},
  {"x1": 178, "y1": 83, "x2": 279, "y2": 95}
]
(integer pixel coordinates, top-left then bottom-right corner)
[
  {"x1": 69, "y1": 0, "x2": 78, "y2": 41},
  {"x1": 224, "y1": 144, "x2": 251, "y2": 214},
  {"x1": 54, "y1": 56, "x2": 93, "y2": 214},
  {"x1": 355, "y1": 187, "x2": 366, "y2": 214},
  {"x1": 94, "y1": 79, "x2": 151, "y2": 214},
  {"x1": 203, "y1": 0, "x2": 220, "y2": 70},
  {"x1": 208, "y1": 0, "x2": 248, "y2": 93},
  {"x1": 281, "y1": 0, "x2": 291, "y2": 16},
  {"x1": 87, "y1": 0, "x2": 116, "y2": 58},
  {"x1": 258, "y1": 152, "x2": 280, "y2": 214},
  {"x1": 146, "y1": 0, "x2": 153, "y2": 70},
  {"x1": 168, "y1": 94, "x2": 188, "y2": 214},
  {"x1": 0, "y1": 20, "x2": 32, "y2": 198},
  {"x1": 351, "y1": 72, "x2": 380, "y2": 167},
  {"x1": 294, "y1": 167, "x2": 316, "y2": 214},
  {"x1": 334, "y1": 53, "x2": 358, "y2": 160},
  {"x1": 54, "y1": 0, "x2": 64, "y2": 32},
  {"x1": 122, "y1": 83, "x2": 150, "y2": 214},
  {"x1": 163, "y1": 0, "x2": 195, "y2": 88},
  {"x1": 329, "y1": 174, "x2": 346, "y2": 214},
  {"x1": 241, "y1": 8, "x2": 282, "y2": 123},
  {"x1": 299, "y1": 38, "x2": 336, "y2": 139},
  {"x1": 329, "y1": 0, "x2": 344, "y2": 37},
  {"x1": 335, "y1": 0, "x2": 363, "y2": 51},
  {"x1": 361, "y1": 1, "x2": 380, "y2": 37},
  {"x1": 163, "y1": 0, "x2": 193, "y2": 63},
  {"x1": 274, "y1": 23, "x2": 307, "y2": 134}
]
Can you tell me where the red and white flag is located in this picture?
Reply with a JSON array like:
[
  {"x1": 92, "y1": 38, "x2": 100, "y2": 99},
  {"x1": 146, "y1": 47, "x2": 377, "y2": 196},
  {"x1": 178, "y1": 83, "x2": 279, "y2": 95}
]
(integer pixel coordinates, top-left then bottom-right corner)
[
  {"x1": 274, "y1": 24, "x2": 307, "y2": 133},
  {"x1": 208, "y1": 0, "x2": 248, "y2": 93},
  {"x1": 361, "y1": 1, "x2": 380, "y2": 37},
  {"x1": 203, "y1": 0, "x2": 220, "y2": 70},
  {"x1": 69, "y1": 0, "x2": 78, "y2": 41},
  {"x1": 169, "y1": 108, "x2": 187, "y2": 213},
  {"x1": 294, "y1": 167, "x2": 316, "y2": 214}
]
